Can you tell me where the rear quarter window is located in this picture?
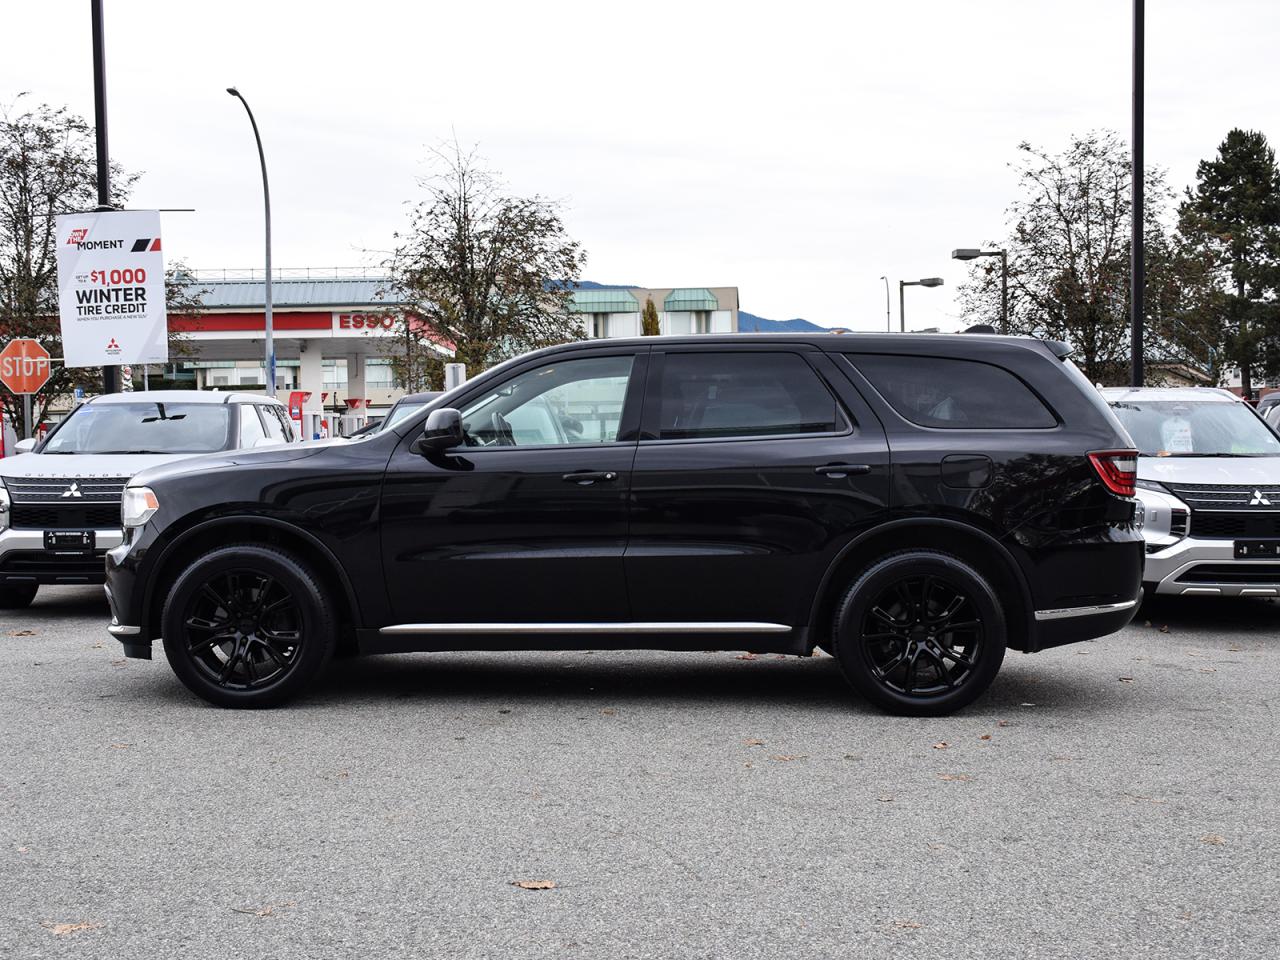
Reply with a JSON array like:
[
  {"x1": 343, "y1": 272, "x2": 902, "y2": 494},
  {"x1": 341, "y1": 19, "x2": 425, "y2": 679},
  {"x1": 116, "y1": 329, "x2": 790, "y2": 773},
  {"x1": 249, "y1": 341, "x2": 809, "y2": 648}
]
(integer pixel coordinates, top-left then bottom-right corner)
[{"x1": 849, "y1": 354, "x2": 1057, "y2": 429}]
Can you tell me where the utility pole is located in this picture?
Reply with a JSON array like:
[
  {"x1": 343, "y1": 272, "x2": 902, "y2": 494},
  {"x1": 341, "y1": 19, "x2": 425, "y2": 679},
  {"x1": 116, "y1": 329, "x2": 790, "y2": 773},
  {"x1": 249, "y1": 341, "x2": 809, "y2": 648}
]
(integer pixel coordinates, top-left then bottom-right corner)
[
  {"x1": 91, "y1": 0, "x2": 118, "y2": 394},
  {"x1": 1130, "y1": 0, "x2": 1145, "y2": 387}
]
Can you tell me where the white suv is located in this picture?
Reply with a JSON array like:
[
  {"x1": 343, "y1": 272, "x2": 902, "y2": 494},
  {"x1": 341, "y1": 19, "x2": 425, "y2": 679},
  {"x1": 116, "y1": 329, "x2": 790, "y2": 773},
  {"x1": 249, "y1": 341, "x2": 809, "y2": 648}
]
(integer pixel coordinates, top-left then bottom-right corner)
[{"x1": 0, "y1": 391, "x2": 297, "y2": 609}]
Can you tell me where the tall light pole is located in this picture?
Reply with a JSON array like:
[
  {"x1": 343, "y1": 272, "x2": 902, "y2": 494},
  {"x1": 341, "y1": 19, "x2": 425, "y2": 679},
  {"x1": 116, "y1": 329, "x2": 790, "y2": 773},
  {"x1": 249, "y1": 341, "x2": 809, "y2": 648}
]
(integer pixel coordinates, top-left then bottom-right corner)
[
  {"x1": 899, "y1": 277, "x2": 944, "y2": 332},
  {"x1": 952, "y1": 248, "x2": 1008, "y2": 334},
  {"x1": 879, "y1": 276, "x2": 891, "y2": 331},
  {"x1": 1130, "y1": 0, "x2": 1145, "y2": 387},
  {"x1": 226, "y1": 87, "x2": 275, "y2": 397},
  {"x1": 91, "y1": 0, "x2": 118, "y2": 395}
]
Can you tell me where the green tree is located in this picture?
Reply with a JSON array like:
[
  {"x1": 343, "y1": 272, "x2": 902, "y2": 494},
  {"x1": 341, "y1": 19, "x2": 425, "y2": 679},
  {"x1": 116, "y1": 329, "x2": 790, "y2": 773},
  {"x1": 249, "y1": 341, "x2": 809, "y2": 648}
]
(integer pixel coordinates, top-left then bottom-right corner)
[
  {"x1": 1177, "y1": 129, "x2": 1280, "y2": 397},
  {"x1": 957, "y1": 131, "x2": 1215, "y2": 384},
  {"x1": 385, "y1": 142, "x2": 586, "y2": 377},
  {"x1": 641, "y1": 296, "x2": 660, "y2": 336}
]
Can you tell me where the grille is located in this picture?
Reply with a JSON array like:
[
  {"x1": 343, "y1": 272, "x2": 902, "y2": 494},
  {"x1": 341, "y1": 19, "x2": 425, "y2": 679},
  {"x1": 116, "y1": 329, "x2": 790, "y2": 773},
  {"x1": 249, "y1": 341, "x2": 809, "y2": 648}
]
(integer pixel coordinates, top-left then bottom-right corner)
[
  {"x1": 1177, "y1": 563, "x2": 1280, "y2": 585},
  {"x1": 3, "y1": 476, "x2": 127, "y2": 529},
  {"x1": 9, "y1": 505, "x2": 121, "y2": 529},
  {"x1": 1190, "y1": 512, "x2": 1280, "y2": 539},
  {"x1": 1167, "y1": 482, "x2": 1280, "y2": 510},
  {"x1": 0, "y1": 550, "x2": 107, "y2": 581}
]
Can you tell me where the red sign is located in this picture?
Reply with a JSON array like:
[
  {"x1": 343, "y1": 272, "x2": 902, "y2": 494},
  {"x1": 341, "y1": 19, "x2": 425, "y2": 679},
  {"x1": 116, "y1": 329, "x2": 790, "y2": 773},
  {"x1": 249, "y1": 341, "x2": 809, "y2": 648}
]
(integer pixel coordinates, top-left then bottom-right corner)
[
  {"x1": 287, "y1": 390, "x2": 311, "y2": 423},
  {"x1": 0, "y1": 339, "x2": 53, "y2": 395}
]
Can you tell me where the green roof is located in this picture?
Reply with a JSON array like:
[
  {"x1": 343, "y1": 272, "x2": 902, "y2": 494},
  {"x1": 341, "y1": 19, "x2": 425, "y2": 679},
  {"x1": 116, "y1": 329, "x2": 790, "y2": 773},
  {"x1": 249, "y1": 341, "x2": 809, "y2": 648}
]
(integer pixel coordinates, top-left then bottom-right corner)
[
  {"x1": 664, "y1": 288, "x2": 719, "y2": 311},
  {"x1": 568, "y1": 289, "x2": 640, "y2": 314}
]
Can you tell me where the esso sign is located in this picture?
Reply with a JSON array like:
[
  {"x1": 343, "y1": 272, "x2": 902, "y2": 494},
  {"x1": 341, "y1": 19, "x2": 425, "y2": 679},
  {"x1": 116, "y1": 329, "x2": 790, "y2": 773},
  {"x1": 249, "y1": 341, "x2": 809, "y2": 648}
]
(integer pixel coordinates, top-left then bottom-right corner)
[
  {"x1": 0, "y1": 339, "x2": 53, "y2": 395},
  {"x1": 335, "y1": 313, "x2": 396, "y2": 331}
]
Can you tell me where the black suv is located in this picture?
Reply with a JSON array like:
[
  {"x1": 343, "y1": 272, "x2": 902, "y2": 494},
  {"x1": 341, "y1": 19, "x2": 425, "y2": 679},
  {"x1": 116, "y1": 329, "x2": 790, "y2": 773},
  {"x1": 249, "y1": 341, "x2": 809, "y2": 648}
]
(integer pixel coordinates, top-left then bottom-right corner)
[{"x1": 105, "y1": 335, "x2": 1143, "y2": 714}]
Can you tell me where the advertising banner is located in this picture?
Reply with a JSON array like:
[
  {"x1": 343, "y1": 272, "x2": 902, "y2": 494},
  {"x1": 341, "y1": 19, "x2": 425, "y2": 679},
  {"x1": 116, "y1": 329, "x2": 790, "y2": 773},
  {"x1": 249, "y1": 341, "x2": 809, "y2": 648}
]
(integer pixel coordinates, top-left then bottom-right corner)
[{"x1": 56, "y1": 210, "x2": 169, "y2": 368}]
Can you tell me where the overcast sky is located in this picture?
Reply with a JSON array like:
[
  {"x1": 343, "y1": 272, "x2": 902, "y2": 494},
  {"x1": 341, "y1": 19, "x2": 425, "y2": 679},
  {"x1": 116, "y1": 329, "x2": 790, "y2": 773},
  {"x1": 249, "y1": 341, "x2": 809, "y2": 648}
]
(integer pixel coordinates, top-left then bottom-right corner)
[{"x1": 4, "y1": 0, "x2": 1279, "y2": 332}]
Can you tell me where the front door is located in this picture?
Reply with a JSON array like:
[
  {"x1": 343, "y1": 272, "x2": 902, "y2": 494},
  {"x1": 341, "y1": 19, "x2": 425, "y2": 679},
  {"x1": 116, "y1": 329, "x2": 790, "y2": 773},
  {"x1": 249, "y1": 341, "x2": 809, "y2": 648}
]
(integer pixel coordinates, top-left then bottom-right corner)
[
  {"x1": 381, "y1": 350, "x2": 647, "y2": 626},
  {"x1": 625, "y1": 346, "x2": 890, "y2": 629}
]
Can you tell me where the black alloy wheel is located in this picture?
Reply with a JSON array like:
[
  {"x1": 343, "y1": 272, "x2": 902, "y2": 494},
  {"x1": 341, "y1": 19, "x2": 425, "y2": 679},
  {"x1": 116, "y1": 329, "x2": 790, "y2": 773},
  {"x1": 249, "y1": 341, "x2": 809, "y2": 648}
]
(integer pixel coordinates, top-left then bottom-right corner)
[
  {"x1": 161, "y1": 544, "x2": 335, "y2": 708},
  {"x1": 833, "y1": 550, "x2": 1006, "y2": 715}
]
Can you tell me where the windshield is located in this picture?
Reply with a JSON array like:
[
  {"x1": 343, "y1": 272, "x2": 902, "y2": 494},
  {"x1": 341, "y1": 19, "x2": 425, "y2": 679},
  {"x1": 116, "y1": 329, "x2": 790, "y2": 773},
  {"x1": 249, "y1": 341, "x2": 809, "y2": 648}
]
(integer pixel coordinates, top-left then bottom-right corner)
[
  {"x1": 1108, "y1": 399, "x2": 1280, "y2": 457},
  {"x1": 42, "y1": 402, "x2": 233, "y2": 455},
  {"x1": 383, "y1": 401, "x2": 429, "y2": 432}
]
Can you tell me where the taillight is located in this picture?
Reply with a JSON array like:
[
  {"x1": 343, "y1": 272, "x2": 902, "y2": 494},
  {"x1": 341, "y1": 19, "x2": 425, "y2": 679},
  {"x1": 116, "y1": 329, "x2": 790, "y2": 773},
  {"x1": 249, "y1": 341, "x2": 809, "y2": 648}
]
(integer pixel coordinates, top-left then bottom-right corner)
[{"x1": 1088, "y1": 450, "x2": 1138, "y2": 497}]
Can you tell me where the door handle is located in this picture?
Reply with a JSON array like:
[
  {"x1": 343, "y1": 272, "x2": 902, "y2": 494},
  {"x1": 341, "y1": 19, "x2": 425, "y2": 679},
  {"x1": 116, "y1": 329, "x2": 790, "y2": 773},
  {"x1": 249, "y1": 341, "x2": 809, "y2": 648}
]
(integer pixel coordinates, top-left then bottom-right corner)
[
  {"x1": 815, "y1": 463, "x2": 871, "y2": 479},
  {"x1": 562, "y1": 471, "x2": 618, "y2": 485}
]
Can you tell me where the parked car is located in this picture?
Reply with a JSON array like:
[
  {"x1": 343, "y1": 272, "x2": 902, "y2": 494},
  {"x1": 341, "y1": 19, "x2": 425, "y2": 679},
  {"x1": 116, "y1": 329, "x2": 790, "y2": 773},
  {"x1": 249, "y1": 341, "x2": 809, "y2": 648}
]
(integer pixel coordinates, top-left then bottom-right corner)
[
  {"x1": 1255, "y1": 392, "x2": 1280, "y2": 418},
  {"x1": 105, "y1": 335, "x2": 1143, "y2": 714},
  {"x1": 1103, "y1": 386, "x2": 1280, "y2": 598},
  {"x1": 0, "y1": 391, "x2": 297, "y2": 609},
  {"x1": 358, "y1": 391, "x2": 442, "y2": 437}
]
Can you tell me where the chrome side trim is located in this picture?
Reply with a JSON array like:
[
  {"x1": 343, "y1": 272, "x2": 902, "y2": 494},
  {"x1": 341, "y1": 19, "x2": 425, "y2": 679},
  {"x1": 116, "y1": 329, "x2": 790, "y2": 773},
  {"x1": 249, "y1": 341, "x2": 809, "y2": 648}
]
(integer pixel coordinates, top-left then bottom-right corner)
[
  {"x1": 108, "y1": 623, "x2": 141, "y2": 637},
  {"x1": 379, "y1": 621, "x2": 793, "y2": 636},
  {"x1": 1033, "y1": 599, "x2": 1138, "y2": 622}
]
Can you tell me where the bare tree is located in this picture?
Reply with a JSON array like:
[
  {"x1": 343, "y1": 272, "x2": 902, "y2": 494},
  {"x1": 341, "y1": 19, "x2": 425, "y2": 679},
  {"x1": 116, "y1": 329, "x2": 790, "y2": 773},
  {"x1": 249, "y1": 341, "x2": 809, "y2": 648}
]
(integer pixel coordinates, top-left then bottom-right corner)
[{"x1": 385, "y1": 142, "x2": 586, "y2": 377}]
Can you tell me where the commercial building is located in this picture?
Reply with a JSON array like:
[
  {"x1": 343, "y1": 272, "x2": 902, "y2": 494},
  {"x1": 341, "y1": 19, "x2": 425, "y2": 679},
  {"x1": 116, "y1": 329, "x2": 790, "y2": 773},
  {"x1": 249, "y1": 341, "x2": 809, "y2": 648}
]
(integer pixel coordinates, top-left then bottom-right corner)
[{"x1": 571, "y1": 286, "x2": 739, "y2": 338}]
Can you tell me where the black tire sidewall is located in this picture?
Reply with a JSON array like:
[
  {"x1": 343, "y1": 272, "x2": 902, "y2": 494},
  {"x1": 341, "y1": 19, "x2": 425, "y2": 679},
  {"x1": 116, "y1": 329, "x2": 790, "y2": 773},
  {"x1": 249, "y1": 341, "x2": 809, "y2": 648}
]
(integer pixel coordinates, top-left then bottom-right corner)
[
  {"x1": 161, "y1": 544, "x2": 335, "y2": 708},
  {"x1": 833, "y1": 551, "x2": 1006, "y2": 716}
]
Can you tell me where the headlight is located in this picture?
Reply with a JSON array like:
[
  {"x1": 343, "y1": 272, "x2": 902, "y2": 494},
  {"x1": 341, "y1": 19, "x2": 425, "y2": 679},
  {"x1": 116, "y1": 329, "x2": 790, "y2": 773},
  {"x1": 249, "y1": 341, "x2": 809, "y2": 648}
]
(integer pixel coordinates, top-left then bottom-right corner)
[
  {"x1": 121, "y1": 486, "x2": 159, "y2": 528},
  {"x1": 0, "y1": 480, "x2": 9, "y2": 533}
]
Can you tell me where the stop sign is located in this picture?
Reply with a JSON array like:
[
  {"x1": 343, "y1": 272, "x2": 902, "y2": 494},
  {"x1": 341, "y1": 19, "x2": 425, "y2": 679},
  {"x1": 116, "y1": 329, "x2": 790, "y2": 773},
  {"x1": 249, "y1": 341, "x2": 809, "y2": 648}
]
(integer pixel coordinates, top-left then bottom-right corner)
[{"x1": 0, "y1": 339, "x2": 53, "y2": 395}]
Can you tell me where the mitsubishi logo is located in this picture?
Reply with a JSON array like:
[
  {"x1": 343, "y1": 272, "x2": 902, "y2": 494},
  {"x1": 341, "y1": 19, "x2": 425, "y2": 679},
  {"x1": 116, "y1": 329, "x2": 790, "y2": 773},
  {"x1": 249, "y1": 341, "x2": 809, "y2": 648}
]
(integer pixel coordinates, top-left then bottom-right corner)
[
  {"x1": 1249, "y1": 489, "x2": 1271, "y2": 506},
  {"x1": 62, "y1": 481, "x2": 83, "y2": 499}
]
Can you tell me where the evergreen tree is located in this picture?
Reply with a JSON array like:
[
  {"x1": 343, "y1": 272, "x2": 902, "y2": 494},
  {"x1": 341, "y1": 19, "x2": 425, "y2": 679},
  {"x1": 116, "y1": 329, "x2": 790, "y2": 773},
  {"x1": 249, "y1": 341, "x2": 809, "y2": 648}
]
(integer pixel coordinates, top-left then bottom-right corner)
[
  {"x1": 641, "y1": 297, "x2": 660, "y2": 336},
  {"x1": 1177, "y1": 129, "x2": 1280, "y2": 397}
]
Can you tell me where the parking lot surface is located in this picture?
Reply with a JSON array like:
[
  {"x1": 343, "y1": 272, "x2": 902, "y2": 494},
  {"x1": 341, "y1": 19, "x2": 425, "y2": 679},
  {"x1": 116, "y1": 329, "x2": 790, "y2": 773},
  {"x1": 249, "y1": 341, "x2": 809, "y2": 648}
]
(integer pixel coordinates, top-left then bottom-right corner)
[{"x1": 2, "y1": 586, "x2": 1278, "y2": 959}]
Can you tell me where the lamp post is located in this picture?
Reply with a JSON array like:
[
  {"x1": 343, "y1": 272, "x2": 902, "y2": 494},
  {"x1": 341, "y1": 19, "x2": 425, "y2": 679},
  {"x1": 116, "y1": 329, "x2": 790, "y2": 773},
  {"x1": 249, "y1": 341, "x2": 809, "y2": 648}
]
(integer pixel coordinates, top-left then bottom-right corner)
[
  {"x1": 952, "y1": 248, "x2": 1008, "y2": 334},
  {"x1": 898, "y1": 277, "x2": 944, "y2": 332},
  {"x1": 226, "y1": 86, "x2": 276, "y2": 398},
  {"x1": 879, "y1": 276, "x2": 891, "y2": 332},
  {"x1": 1131, "y1": 0, "x2": 1145, "y2": 388}
]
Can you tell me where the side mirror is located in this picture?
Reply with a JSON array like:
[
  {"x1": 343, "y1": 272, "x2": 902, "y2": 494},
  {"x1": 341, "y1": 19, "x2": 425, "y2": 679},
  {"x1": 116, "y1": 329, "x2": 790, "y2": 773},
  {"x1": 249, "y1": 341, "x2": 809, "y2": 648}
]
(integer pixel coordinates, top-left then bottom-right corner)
[
  {"x1": 14, "y1": 438, "x2": 37, "y2": 454},
  {"x1": 413, "y1": 407, "x2": 464, "y2": 454}
]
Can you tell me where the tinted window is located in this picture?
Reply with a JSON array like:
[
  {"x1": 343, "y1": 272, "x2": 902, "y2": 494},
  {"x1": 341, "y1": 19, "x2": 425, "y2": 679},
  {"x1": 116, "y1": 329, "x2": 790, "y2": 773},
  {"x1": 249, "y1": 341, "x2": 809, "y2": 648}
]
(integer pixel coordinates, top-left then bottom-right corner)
[
  {"x1": 238, "y1": 404, "x2": 268, "y2": 447},
  {"x1": 657, "y1": 352, "x2": 841, "y2": 440},
  {"x1": 461, "y1": 355, "x2": 634, "y2": 447},
  {"x1": 259, "y1": 405, "x2": 286, "y2": 441},
  {"x1": 851, "y1": 355, "x2": 1056, "y2": 429},
  {"x1": 42, "y1": 402, "x2": 232, "y2": 454}
]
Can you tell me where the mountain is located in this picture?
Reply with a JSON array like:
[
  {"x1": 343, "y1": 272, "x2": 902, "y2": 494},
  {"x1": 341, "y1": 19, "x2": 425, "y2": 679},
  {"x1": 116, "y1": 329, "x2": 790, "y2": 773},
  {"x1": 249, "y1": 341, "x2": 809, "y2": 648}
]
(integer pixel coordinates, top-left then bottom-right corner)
[{"x1": 737, "y1": 311, "x2": 827, "y2": 333}]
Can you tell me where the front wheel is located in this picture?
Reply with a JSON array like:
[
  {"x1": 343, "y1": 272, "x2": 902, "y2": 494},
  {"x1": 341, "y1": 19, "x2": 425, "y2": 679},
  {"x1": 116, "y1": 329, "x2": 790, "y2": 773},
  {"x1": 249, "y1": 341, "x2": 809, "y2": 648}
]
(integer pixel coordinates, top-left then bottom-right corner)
[
  {"x1": 0, "y1": 582, "x2": 38, "y2": 609},
  {"x1": 832, "y1": 550, "x2": 1006, "y2": 716},
  {"x1": 161, "y1": 544, "x2": 336, "y2": 708}
]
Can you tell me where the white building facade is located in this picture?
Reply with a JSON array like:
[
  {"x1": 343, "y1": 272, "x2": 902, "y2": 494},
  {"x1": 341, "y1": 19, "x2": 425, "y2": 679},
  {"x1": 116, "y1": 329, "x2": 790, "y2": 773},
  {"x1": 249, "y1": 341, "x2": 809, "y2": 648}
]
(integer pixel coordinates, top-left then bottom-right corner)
[{"x1": 571, "y1": 286, "x2": 739, "y2": 339}]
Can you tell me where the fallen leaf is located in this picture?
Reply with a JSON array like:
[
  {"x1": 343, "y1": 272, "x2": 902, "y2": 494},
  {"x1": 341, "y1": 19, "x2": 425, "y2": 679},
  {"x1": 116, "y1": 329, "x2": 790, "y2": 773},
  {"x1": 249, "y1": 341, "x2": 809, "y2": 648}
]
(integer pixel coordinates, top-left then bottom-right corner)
[
  {"x1": 1144, "y1": 620, "x2": 1152, "y2": 627},
  {"x1": 843, "y1": 754, "x2": 862, "y2": 761},
  {"x1": 1199, "y1": 834, "x2": 1226, "y2": 845},
  {"x1": 996, "y1": 720, "x2": 1011, "y2": 728},
  {"x1": 498, "y1": 709, "x2": 512, "y2": 714},
  {"x1": 511, "y1": 880, "x2": 555, "y2": 890},
  {"x1": 770, "y1": 754, "x2": 806, "y2": 762},
  {"x1": 1228, "y1": 645, "x2": 1242, "y2": 652},
  {"x1": 110, "y1": 659, "x2": 127, "y2": 667},
  {"x1": 109, "y1": 743, "x2": 130, "y2": 750},
  {"x1": 932, "y1": 741, "x2": 949, "y2": 750},
  {"x1": 336, "y1": 770, "x2": 350, "y2": 779},
  {"x1": 231, "y1": 901, "x2": 295, "y2": 917},
  {"x1": 979, "y1": 734, "x2": 992, "y2": 741},
  {"x1": 876, "y1": 795, "x2": 894, "y2": 803},
  {"x1": 735, "y1": 653, "x2": 758, "y2": 661},
  {"x1": 1124, "y1": 794, "x2": 1166, "y2": 805},
  {"x1": 1159, "y1": 625, "x2": 1170, "y2": 633},
  {"x1": 1118, "y1": 676, "x2": 1134, "y2": 683},
  {"x1": 893, "y1": 920, "x2": 923, "y2": 929},
  {"x1": 1199, "y1": 667, "x2": 1217, "y2": 674},
  {"x1": 600, "y1": 708, "x2": 616, "y2": 716},
  {"x1": 937, "y1": 773, "x2": 972, "y2": 782},
  {"x1": 41, "y1": 921, "x2": 101, "y2": 936},
  {"x1": 8, "y1": 629, "x2": 36, "y2": 637},
  {"x1": 743, "y1": 738, "x2": 765, "y2": 746}
]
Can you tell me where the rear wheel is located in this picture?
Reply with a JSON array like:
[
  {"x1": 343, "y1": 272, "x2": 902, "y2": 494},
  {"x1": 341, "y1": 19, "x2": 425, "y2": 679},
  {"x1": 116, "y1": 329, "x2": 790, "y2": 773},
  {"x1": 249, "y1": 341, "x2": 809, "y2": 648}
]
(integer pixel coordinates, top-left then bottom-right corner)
[
  {"x1": 161, "y1": 544, "x2": 335, "y2": 708},
  {"x1": 832, "y1": 550, "x2": 1006, "y2": 716},
  {"x1": 0, "y1": 583, "x2": 38, "y2": 609}
]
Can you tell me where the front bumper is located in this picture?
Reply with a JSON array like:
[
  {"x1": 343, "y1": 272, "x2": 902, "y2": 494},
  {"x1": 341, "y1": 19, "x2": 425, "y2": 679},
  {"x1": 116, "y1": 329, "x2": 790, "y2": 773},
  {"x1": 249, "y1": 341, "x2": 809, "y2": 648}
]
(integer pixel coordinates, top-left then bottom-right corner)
[
  {"x1": 1144, "y1": 537, "x2": 1280, "y2": 597},
  {"x1": 0, "y1": 526, "x2": 123, "y2": 586}
]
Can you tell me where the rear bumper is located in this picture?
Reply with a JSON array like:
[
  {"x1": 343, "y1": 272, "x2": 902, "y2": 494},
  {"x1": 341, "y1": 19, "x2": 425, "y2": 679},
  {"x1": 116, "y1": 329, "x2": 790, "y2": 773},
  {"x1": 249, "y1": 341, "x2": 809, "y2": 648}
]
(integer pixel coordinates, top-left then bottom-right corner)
[
  {"x1": 1144, "y1": 537, "x2": 1280, "y2": 597},
  {"x1": 0, "y1": 527, "x2": 122, "y2": 586},
  {"x1": 1031, "y1": 594, "x2": 1141, "y2": 649}
]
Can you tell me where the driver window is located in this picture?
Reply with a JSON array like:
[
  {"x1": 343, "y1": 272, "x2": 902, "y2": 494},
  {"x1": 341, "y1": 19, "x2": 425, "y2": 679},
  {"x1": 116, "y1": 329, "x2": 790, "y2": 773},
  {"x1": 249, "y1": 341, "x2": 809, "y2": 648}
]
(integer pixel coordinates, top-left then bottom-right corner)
[{"x1": 460, "y1": 355, "x2": 634, "y2": 447}]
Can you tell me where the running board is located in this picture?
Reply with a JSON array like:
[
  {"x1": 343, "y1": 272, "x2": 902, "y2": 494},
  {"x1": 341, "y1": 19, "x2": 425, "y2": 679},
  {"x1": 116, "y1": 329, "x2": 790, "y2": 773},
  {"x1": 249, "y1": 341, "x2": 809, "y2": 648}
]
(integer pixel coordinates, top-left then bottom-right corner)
[{"x1": 378, "y1": 621, "x2": 793, "y2": 636}]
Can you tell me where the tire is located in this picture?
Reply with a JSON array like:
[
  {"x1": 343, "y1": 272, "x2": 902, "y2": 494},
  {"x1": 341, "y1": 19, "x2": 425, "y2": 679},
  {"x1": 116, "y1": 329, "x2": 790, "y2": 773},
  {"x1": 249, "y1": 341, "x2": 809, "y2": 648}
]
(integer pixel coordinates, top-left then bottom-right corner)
[
  {"x1": 0, "y1": 583, "x2": 38, "y2": 609},
  {"x1": 831, "y1": 550, "x2": 1006, "y2": 716},
  {"x1": 161, "y1": 543, "x2": 336, "y2": 708}
]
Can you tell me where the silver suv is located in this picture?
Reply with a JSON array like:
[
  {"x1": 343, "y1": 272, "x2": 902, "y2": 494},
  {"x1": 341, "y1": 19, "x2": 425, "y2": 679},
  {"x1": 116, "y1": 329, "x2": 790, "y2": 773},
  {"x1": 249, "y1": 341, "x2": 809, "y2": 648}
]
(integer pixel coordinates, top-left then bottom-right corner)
[
  {"x1": 0, "y1": 391, "x2": 297, "y2": 609},
  {"x1": 1103, "y1": 387, "x2": 1280, "y2": 598}
]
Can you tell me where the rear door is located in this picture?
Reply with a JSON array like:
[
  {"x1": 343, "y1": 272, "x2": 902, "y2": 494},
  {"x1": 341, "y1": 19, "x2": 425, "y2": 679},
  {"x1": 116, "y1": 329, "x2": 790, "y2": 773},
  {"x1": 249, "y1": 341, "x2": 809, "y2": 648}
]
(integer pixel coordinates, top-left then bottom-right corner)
[{"x1": 624, "y1": 344, "x2": 890, "y2": 628}]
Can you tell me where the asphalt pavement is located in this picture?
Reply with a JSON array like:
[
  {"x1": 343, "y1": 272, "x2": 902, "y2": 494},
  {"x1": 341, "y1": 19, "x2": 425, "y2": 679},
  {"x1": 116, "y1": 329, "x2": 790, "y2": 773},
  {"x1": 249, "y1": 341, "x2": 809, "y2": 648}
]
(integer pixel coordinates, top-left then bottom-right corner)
[{"x1": 2, "y1": 586, "x2": 1277, "y2": 959}]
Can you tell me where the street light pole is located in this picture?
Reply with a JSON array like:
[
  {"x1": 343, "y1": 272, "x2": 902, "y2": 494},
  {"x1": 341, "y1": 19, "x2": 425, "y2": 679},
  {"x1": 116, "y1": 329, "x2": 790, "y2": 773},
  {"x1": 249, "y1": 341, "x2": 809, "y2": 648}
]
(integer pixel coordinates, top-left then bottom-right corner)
[
  {"x1": 899, "y1": 277, "x2": 945, "y2": 332},
  {"x1": 879, "y1": 276, "x2": 891, "y2": 332},
  {"x1": 91, "y1": 0, "x2": 118, "y2": 395},
  {"x1": 226, "y1": 87, "x2": 276, "y2": 398},
  {"x1": 1130, "y1": 0, "x2": 1145, "y2": 387},
  {"x1": 951, "y1": 248, "x2": 1009, "y2": 333}
]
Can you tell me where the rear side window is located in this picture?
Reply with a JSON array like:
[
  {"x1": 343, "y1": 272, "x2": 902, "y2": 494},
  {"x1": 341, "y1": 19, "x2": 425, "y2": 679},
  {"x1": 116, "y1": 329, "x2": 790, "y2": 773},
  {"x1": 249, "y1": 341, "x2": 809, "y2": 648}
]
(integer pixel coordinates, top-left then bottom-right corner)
[
  {"x1": 850, "y1": 354, "x2": 1056, "y2": 429},
  {"x1": 238, "y1": 404, "x2": 268, "y2": 446},
  {"x1": 657, "y1": 352, "x2": 842, "y2": 440}
]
